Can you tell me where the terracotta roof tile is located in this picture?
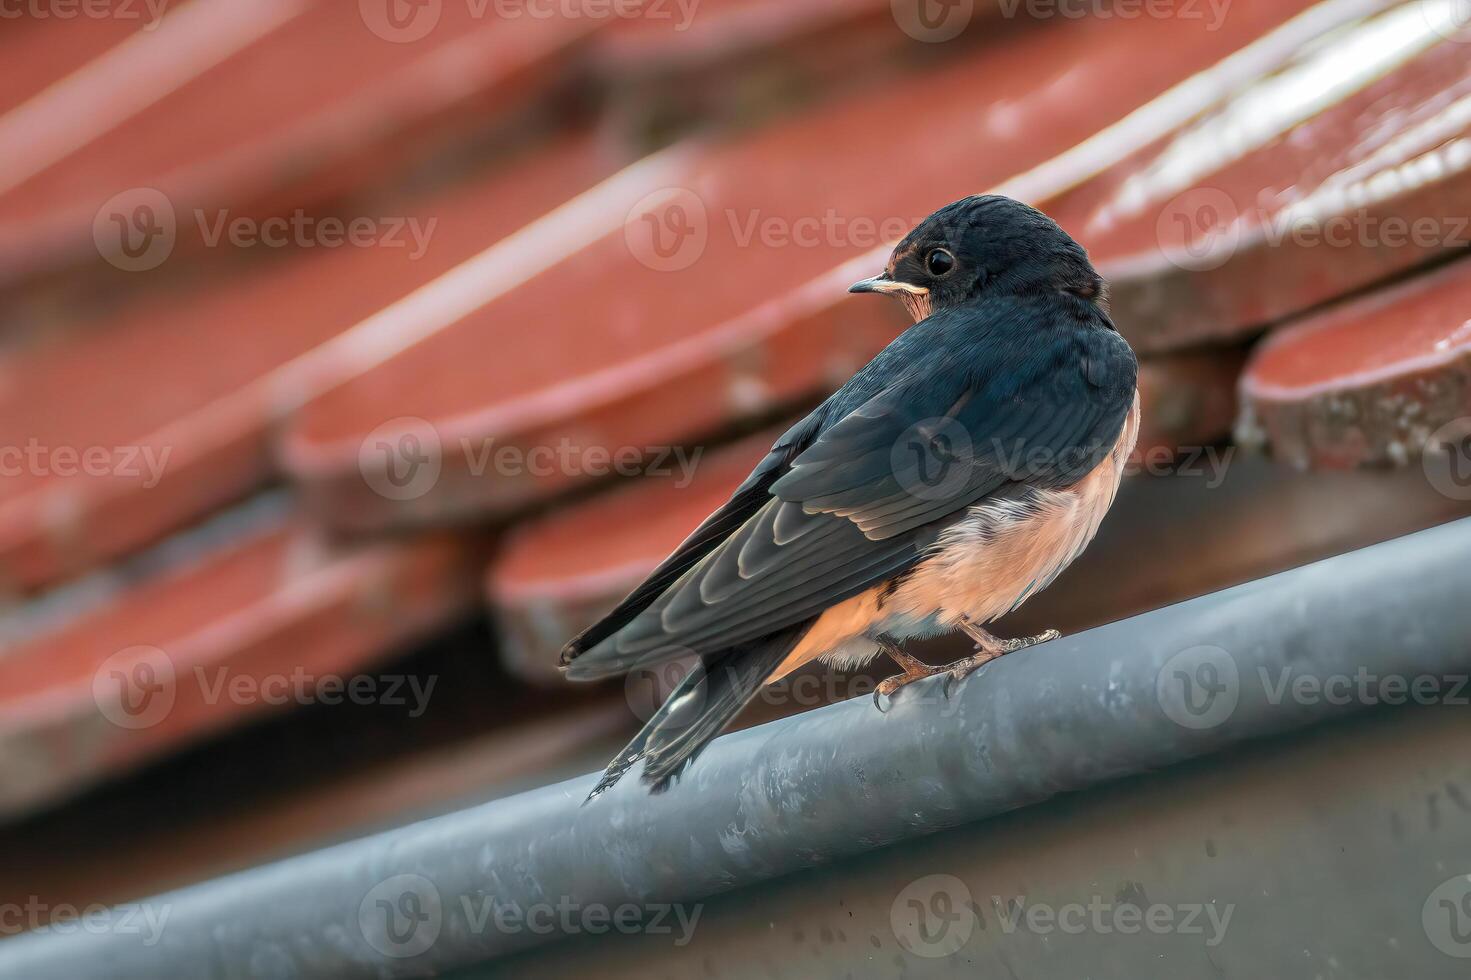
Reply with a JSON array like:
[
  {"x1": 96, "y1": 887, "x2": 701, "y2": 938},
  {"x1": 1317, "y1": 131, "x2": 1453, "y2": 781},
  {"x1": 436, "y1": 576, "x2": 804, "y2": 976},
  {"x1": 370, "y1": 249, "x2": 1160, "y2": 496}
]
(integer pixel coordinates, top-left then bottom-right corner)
[
  {"x1": 0, "y1": 497, "x2": 482, "y2": 817},
  {"x1": 1239, "y1": 256, "x2": 1471, "y2": 470}
]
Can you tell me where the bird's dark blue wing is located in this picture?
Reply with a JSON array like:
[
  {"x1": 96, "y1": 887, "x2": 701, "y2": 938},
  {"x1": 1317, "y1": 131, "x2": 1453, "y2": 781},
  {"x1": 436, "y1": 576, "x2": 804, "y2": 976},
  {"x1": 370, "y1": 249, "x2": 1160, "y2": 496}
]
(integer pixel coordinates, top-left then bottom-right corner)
[{"x1": 559, "y1": 412, "x2": 824, "y2": 665}]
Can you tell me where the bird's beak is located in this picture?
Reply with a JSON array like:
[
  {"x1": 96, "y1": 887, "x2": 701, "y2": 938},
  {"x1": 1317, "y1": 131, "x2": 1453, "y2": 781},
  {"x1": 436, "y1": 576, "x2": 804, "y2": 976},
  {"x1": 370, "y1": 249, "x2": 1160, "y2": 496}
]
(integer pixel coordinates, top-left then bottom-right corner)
[{"x1": 848, "y1": 274, "x2": 928, "y2": 296}]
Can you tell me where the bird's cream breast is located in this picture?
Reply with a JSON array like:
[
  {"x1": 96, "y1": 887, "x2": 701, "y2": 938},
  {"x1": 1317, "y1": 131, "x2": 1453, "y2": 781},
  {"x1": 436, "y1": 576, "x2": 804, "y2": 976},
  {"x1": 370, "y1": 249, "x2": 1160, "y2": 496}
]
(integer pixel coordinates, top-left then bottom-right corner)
[{"x1": 768, "y1": 389, "x2": 1140, "y2": 683}]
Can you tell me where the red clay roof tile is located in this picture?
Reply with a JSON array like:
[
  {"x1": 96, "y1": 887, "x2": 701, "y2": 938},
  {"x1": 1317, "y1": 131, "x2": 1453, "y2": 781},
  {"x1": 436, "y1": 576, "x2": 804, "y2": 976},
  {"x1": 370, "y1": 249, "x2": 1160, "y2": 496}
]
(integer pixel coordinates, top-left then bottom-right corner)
[
  {"x1": 0, "y1": 499, "x2": 482, "y2": 817},
  {"x1": 1240, "y1": 256, "x2": 1471, "y2": 469}
]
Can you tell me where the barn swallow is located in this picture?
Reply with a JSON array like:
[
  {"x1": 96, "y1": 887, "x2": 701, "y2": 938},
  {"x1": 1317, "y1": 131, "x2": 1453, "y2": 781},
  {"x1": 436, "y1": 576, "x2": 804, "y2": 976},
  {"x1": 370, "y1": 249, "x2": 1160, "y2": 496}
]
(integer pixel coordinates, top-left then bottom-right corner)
[{"x1": 562, "y1": 195, "x2": 1140, "y2": 801}]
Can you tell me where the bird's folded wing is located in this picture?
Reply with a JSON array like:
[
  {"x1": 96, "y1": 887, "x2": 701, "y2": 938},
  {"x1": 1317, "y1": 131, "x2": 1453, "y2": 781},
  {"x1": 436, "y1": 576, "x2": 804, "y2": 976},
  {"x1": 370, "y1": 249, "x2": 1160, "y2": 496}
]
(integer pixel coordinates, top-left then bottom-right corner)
[
  {"x1": 559, "y1": 413, "x2": 822, "y2": 664},
  {"x1": 564, "y1": 331, "x2": 1133, "y2": 680}
]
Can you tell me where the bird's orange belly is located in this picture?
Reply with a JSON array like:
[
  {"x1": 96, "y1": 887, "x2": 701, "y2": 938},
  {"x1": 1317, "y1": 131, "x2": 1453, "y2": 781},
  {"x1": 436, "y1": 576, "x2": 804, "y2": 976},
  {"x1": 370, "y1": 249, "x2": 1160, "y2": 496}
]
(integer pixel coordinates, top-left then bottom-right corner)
[{"x1": 769, "y1": 390, "x2": 1139, "y2": 683}]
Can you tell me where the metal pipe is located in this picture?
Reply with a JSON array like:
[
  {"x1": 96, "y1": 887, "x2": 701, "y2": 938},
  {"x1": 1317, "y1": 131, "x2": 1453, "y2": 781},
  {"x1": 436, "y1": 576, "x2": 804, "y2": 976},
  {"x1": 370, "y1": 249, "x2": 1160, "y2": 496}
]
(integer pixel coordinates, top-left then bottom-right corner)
[{"x1": 6, "y1": 517, "x2": 1471, "y2": 978}]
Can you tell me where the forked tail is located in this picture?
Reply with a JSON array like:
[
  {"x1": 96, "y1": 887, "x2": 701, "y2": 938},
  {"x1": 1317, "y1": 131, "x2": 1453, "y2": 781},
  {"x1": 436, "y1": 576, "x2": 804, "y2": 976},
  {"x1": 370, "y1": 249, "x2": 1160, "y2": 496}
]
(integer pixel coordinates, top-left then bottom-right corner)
[{"x1": 584, "y1": 624, "x2": 808, "y2": 804}]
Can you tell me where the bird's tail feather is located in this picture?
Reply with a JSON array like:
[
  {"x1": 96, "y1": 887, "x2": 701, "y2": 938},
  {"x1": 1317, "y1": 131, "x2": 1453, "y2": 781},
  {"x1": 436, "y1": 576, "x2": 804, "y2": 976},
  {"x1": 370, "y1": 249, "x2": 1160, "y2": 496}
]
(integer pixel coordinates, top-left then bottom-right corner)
[{"x1": 584, "y1": 624, "x2": 808, "y2": 804}]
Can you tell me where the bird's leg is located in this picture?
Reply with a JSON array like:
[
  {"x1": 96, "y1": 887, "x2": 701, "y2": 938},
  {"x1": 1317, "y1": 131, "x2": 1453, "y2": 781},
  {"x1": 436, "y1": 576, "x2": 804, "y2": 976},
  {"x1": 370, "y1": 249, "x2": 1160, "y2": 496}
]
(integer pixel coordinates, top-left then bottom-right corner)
[
  {"x1": 872, "y1": 639, "x2": 944, "y2": 711},
  {"x1": 943, "y1": 619, "x2": 1062, "y2": 696}
]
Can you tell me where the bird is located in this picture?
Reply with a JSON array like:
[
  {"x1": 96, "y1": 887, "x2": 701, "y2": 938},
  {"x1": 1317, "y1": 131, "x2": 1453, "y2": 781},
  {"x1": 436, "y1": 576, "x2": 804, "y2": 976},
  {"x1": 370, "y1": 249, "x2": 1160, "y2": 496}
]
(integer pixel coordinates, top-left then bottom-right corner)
[{"x1": 561, "y1": 195, "x2": 1140, "y2": 802}]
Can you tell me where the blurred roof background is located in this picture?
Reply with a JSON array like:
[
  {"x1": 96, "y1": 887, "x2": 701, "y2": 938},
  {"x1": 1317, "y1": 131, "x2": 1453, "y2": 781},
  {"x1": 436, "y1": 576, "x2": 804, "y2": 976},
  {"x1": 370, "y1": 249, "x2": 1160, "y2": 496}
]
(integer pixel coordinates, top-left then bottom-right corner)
[{"x1": 1, "y1": 0, "x2": 1471, "y2": 944}]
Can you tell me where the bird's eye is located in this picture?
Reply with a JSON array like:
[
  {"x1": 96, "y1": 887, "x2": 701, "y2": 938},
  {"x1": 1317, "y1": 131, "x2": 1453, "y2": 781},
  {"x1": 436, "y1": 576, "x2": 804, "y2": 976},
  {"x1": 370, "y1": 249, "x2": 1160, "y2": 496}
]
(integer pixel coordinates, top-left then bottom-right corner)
[{"x1": 925, "y1": 248, "x2": 955, "y2": 276}]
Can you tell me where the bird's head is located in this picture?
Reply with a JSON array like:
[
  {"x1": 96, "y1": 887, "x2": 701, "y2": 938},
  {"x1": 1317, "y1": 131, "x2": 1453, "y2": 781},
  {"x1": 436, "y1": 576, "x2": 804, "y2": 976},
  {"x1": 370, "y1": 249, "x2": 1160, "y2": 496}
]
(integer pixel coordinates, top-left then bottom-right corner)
[{"x1": 849, "y1": 195, "x2": 1103, "y2": 322}]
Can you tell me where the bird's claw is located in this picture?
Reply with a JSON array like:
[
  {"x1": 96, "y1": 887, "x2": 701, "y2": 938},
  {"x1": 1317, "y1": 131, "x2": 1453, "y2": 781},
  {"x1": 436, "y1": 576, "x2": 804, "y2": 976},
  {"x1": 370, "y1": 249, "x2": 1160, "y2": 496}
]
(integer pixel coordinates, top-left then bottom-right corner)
[
  {"x1": 872, "y1": 629, "x2": 1061, "y2": 710},
  {"x1": 871, "y1": 669, "x2": 935, "y2": 712}
]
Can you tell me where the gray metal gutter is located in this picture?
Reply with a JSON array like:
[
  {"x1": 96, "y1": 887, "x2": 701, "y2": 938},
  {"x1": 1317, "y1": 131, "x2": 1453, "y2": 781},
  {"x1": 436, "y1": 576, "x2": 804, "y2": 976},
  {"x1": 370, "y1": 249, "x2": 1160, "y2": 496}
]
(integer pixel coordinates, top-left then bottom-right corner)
[{"x1": 5, "y1": 517, "x2": 1471, "y2": 978}]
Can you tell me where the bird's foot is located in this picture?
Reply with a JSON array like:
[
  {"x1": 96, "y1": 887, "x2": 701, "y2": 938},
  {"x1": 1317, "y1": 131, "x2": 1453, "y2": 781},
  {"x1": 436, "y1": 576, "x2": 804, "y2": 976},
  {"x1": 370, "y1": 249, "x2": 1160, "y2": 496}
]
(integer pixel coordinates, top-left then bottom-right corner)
[
  {"x1": 871, "y1": 627, "x2": 1061, "y2": 709},
  {"x1": 942, "y1": 623, "x2": 1061, "y2": 697}
]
